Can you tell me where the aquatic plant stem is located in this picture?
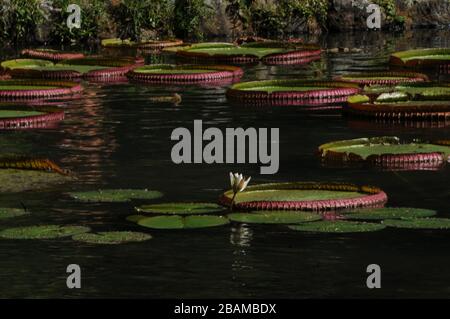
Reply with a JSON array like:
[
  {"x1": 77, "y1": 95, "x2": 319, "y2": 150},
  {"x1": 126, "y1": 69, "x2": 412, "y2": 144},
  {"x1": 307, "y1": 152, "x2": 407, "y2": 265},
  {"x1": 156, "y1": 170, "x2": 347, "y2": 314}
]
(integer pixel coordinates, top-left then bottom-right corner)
[{"x1": 230, "y1": 192, "x2": 237, "y2": 212}]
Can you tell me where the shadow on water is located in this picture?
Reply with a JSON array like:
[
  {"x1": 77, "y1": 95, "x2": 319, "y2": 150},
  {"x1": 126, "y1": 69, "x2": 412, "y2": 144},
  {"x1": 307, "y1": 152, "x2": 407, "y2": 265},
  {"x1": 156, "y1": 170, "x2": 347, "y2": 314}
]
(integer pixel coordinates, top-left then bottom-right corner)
[{"x1": 0, "y1": 30, "x2": 449, "y2": 298}]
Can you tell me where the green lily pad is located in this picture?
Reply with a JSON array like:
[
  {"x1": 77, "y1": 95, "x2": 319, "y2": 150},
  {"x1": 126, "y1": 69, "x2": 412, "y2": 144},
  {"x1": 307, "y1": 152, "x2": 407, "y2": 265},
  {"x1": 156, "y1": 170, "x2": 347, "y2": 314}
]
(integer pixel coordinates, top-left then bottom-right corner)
[
  {"x1": 228, "y1": 211, "x2": 322, "y2": 224},
  {"x1": 126, "y1": 215, "x2": 147, "y2": 223},
  {"x1": 344, "y1": 207, "x2": 437, "y2": 220},
  {"x1": 135, "y1": 202, "x2": 225, "y2": 215},
  {"x1": 288, "y1": 221, "x2": 386, "y2": 233},
  {"x1": 0, "y1": 225, "x2": 90, "y2": 239},
  {"x1": 72, "y1": 231, "x2": 151, "y2": 244},
  {"x1": 233, "y1": 189, "x2": 366, "y2": 203},
  {"x1": 137, "y1": 215, "x2": 229, "y2": 229},
  {"x1": 0, "y1": 207, "x2": 29, "y2": 219},
  {"x1": 382, "y1": 218, "x2": 450, "y2": 229},
  {"x1": 0, "y1": 169, "x2": 73, "y2": 193},
  {"x1": 68, "y1": 189, "x2": 163, "y2": 203},
  {"x1": 319, "y1": 136, "x2": 450, "y2": 160}
]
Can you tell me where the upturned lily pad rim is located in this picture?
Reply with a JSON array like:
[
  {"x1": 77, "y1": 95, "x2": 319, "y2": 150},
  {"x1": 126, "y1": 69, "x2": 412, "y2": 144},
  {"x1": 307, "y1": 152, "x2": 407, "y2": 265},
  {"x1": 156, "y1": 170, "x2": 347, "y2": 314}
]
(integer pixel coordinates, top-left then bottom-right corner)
[
  {"x1": 229, "y1": 79, "x2": 360, "y2": 93},
  {"x1": 390, "y1": 48, "x2": 450, "y2": 67},
  {"x1": 318, "y1": 136, "x2": 450, "y2": 165},
  {"x1": 127, "y1": 64, "x2": 243, "y2": 83},
  {"x1": 346, "y1": 93, "x2": 450, "y2": 119},
  {"x1": 137, "y1": 215, "x2": 230, "y2": 229},
  {"x1": 227, "y1": 80, "x2": 360, "y2": 105},
  {"x1": 228, "y1": 211, "x2": 322, "y2": 224},
  {"x1": 135, "y1": 202, "x2": 226, "y2": 215},
  {"x1": 288, "y1": 220, "x2": 386, "y2": 233},
  {"x1": 72, "y1": 231, "x2": 152, "y2": 244},
  {"x1": 334, "y1": 71, "x2": 429, "y2": 85},
  {"x1": 343, "y1": 207, "x2": 437, "y2": 220},
  {"x1": 175, "y1": 42, "x2": 322, "y2": 63},
  {"x1": 20, "y1": 49, "x2": 85, "y2": 61},
  {"x1": 219, "y1": 182, "x2": 387, "y2": 212}
]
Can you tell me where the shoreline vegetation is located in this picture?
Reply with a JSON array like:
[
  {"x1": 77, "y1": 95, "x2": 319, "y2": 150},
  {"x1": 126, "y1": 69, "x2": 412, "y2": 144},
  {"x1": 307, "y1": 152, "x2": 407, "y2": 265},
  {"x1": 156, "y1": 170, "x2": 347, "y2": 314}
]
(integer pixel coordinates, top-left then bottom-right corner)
[{"x1": 0, "y1": 0, "x2": 449, "y2": 47}]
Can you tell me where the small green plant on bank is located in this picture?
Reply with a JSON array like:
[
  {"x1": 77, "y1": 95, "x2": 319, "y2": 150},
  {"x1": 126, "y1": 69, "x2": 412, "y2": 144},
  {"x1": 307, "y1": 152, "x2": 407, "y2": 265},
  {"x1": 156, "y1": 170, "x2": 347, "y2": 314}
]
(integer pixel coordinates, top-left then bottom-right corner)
[
  {"x1": 225, "y1": 0, "x2": 329, "y2": 37},
  {"x1": 0, "y1": 0, "x2": 45, "y2": 44},
  {"x1": 49, "y1": 0, "x2": 109, "y2": 44},
  {"x1": 173, "y1": 0, "x2": 211, "y2": 41},
  {"x1": 109, "y1": 0, "x2": 174, "y2": 41}
]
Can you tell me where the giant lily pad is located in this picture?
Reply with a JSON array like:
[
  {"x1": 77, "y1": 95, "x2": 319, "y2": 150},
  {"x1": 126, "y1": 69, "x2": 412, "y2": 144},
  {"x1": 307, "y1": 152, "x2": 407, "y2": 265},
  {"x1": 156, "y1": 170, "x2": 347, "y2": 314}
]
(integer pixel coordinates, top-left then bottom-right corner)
[
  {"x1": 219, "y1": 182, "x2": 387, "y2": 212},
  {"x1": 72, "y1": 231, "x2": 151, "y2": 244},
  {"x1": 137, "y1": 215, "x2": 229, "y2": 229},
  {"x1": 0, "y1": 106, "x2": 65, "y2": 130},
  {"x1": 68, "y1": 189, "x2": 163, "y2": 203},
  {"x1": 382, "y1": 218, "x2": 450, "y2": 229},
  {"x1": 343, "y1": 207, "x2": 437, "y2": 220},
  {"x1": 335, "y1": 71, "x2": 428, "y2": 86},
  {"x1": 1, "y1": 57, "x2": 136, "y2": 79},
  {"x1": 0, "y1": 225, "x2": 90, "y2": 239},
  {"x1": 127, "y1": 64, "x2": 243, "y2": 84},
  {"x1": 0, "y1": 207, "x2": 29, "y2": 219},
  {"x1": 174, "y1": 42, "x2": 321, "y2": 64},
  {"x1": 135, "y1": 202, "x2": 225, "y2": 215},
  {"x1": 318, "y1": 136, "x2": 450, "y2": 169},
  {"x1": 389, "y1": 48, "x2": 450, "y2": 68},
  {"x1": 227, "y1": 80, "x2": 360, "y2": 106},
  {"x1": 288, "y1": 221, "x2": 386, "y2": 233},
  {"x1": 0, "y1": 79, "x2": 82, "y2": 99},
  {"x1": 228, "y1": 211, "x2": 322, "y2": 224},
  {"x1": 347, "y1": 91, "x2": 450, "y2": 120}
]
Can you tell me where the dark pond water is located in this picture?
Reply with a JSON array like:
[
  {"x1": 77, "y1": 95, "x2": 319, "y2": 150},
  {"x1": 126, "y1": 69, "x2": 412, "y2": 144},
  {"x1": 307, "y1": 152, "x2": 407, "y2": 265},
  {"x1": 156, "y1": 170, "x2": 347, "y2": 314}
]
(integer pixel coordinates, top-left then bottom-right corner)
[{"x1": 0, "y1": 30, "x2": 449, "y2": 298}]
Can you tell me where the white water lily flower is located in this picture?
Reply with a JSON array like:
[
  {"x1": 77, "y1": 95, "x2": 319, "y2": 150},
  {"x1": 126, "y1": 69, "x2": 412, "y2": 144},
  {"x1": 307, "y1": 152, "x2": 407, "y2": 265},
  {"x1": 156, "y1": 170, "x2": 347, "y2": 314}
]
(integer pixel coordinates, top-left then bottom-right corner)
[
  {"x1": 230, "y1": 172, "x2": 251, "y2": 193},
  {"x1": 229, "y1": 172, "x2": 251, "y2": 210}
]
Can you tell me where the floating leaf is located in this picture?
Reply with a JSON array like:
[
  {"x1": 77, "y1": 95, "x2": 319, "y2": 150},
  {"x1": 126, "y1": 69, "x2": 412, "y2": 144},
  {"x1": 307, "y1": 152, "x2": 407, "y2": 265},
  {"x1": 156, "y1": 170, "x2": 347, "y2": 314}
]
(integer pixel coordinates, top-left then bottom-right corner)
[
  {"x1": 382, "y1": 218, "x2": 450, "y2": 229},
  {"x1": 137, "y1": 215, "x2": 229, "y2": 229},
  {"x1": 135, "y1": 202, "x2": 225, "y2": 215},
  {"x1": 344, "y1": 207, "x2": 436, "y2": 220},
  {"x1": 288, "y1": 221, "x2": 385, "y2": 233},
  {"x1": 0, "y1": 225, "x2": 90, "y2": 239},
  {"x1": 69, "y1": 189, "x2": 163, "y2": 203},
  {"x1": 0, "y1": 207, "x2": 30, "y2": 219},
  {"x1": 72, "y1": 231, "x2": 151, "y2": 244},
  {"x1": 0, "y1": 169, "x2": 73, "y2": 193},
  {"x1": 228, "y1": 211, "x2": 322, "y2": 224},
  {"x1": 126, "y1": 215, "x2": 147, "y2": 223}
]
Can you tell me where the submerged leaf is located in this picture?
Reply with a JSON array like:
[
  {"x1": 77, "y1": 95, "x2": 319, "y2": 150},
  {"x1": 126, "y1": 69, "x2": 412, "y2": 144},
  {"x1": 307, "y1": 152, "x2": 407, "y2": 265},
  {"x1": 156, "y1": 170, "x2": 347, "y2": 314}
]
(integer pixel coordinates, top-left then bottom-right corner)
[
  {"x1": 382, "y1": 218, "x2": 450, "y2": 229},
  {"x1": 344, "y1": 207, "x2": 436, "y2": 220},
  {"x1": 137, "y1": 215, "x2": 229, "y2": 229},
  {"x1": 69, "y1": 189, "x2": 163, "y2": 203},
  {"x1": 72, "y1": 231, "x2": 151, "y2": 244},
  {"x1": 135, "y1": 202, "x2": 225, "y2": 215},
  {"x1": 228, "y1": 211, "x2": 321, "y2": 224},
  {"x1": 288, "y1": 221, "x2": 386, "y2": 233},
  {"x1": 0, "y1": 225, "x2": 90, "y2": 239}
]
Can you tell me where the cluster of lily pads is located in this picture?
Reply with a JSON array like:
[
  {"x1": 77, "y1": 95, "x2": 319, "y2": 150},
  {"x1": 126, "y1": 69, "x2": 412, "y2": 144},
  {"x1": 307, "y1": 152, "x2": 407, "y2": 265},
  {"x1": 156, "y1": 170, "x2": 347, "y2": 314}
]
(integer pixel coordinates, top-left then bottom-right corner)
[{"x1": 1, "y1": 41, "x2": 449, "y2": 244}]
